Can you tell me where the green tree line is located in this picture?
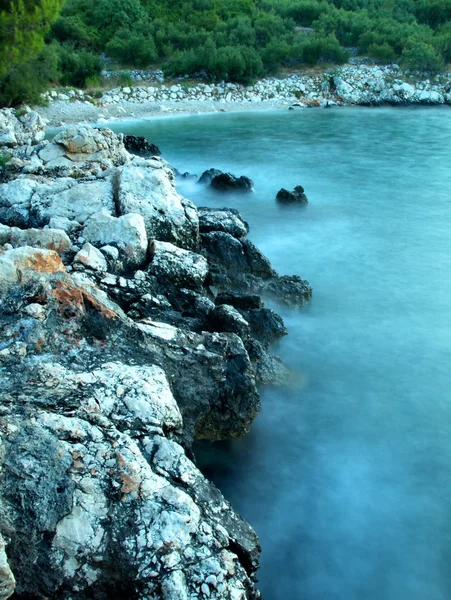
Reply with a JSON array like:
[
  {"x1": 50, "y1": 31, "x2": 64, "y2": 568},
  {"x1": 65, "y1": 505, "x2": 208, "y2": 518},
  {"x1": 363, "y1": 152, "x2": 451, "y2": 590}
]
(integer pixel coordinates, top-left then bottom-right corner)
[{"x1": 1, "y1": 0, "x2": 451, "y2": 106}]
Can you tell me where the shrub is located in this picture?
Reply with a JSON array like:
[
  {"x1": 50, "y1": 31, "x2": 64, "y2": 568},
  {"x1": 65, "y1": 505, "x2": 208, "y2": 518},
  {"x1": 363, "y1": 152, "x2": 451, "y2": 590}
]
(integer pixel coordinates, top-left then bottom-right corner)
[
  {"x1": 401, "y1": 42, "x2": 444, "y2": 72},
  {"x1": 58, "y1": 47, "x2": 103, "y2": 87}
]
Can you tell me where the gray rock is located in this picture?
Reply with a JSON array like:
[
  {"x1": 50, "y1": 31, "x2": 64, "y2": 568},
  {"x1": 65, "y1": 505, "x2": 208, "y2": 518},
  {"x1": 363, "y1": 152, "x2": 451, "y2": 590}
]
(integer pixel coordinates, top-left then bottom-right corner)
[
  {"x1": 83, "y1": 211, "x2": 148, "y2": 270},
  {"x1": 9, "y1": 227, "x2": 71, "y2": 254},
  {"x1": 148, "y1": 240, "x2": 208, "y2": 289},
  {"x1": 198, "y1": 207, "x2": 249, "y2": 238},
  {"x1": 0, "y1": 246, "x2": 65, "y2": 290}
]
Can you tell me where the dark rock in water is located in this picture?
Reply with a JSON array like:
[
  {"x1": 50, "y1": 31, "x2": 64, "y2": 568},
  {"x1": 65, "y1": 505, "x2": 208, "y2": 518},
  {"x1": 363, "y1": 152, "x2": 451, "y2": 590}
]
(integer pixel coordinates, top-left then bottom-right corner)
[
  {"x1": 215, "y1": 291, "x2": 263, "y2": 310},
  {"x1": 123, "y1": 134, "x2": 161, "y2": 157},
  {"x1": 198, "y1": 168, "x2": 223, "y2": 185},
  {"x1": 198, "y1": 207, "x2": 249, "y2": 238},
  {"x1": 276, "y1": 185, "x2": 308, "y2": 204},
  {"x1": 241, "y1": 239, "x2": 274, "y2": 278},
  {"x1": 242, "y1": 308, "x2": 288, "y2": 345},
  {"x1": 210, "y1": 172, "x2": 254, "y2": 193},
  {"x1": 173, "y1": 167, "x2": 198, "y2": 181},
  {"x1": 263, "y1": 274, "x2": 313, "y2": 307}
]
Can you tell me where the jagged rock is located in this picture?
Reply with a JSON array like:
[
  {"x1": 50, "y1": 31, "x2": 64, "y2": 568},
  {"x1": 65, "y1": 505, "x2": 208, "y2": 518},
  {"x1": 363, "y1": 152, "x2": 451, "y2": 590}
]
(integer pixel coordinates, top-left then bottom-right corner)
[
  {"x1": 263, "y1": 274, "x2": 313, "y2": 307},
  {"x1": 210, "y1": 173, "x2": 254, "y2": 193},
  {"x1": 83, "y1": 211, "x2": 148, "y2": 271},
  {"x1": 215, "y1": 292, "x2": 263, "y2": 310},
  {"x1": 123, "y1": 134, "x2": 161, "y2": 157},
  {"x1": 118, "y1": 160, "x2": 199, "y2": 250},
  {"x1": 0, "y1": 356, "x2": 260, "y2": 599},
  {"x1": 241, "y1": 308, "x2": 288, "y2": 344},
  {"x1": 241, "y1": 239, "x2": 274, "y2": 278},
  {"x1": 207, "y1": 304, "x2": 251, "y2": 339},
  {"x1": 198, "y1": 168, "x2": 223, "y2": 185},
  {"x1": 198, "y1": 207, "x2": 249, "y2": 238},
  {"x1": 0, "y1": 246, "x2": 65, "y2": 290},
  {"x1": 74, "y1": 242, "x2": 108, "y2": 273},
  {"x1": 148, "y1": 240, "x2": 208, "y2": 289},
  {"x1": 0, "y1": 108, "x2": 46, "y2": 147},
  {"x1": 276, "y1": 186, "x2": 308, "y2": 204}
]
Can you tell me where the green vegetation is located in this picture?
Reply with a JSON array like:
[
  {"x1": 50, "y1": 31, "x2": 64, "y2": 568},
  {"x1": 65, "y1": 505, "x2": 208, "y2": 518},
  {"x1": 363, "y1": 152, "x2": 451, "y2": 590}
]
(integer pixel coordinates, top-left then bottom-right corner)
[{"x1": 1, "y1": 0, "x2": 451, "y2": 105}]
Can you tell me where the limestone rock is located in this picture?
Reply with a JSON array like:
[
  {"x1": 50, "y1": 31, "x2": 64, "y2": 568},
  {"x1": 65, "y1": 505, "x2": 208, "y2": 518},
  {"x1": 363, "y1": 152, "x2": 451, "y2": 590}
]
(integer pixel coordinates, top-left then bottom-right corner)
[
  {"x1": 83, "y1": 211, "x2": 148, "y2": 271},
  {"x1": 52, "y1": 126, "x2": 128, "y2": 165},
  {"x1": 29, "y1": 176, "x2": 115, "y2": 227},
  {"x1": 0, "y1": 246, "x2": 65, "y2": 290},
  {"x1": 0, "y1": 177, "x2": 37, "y2": 227},
  {"x1": 118, "y1": 161, "x2": 199, "y2": 249},
  {"x1": 74, "y1": 243, "x2": 108, "y2": 272},
  {"x1": 9, "y1": 227, "x2": 71, "y2": 254},
  {"x1": 0, "y1": 108, "x2": 46, "y2": 147}
]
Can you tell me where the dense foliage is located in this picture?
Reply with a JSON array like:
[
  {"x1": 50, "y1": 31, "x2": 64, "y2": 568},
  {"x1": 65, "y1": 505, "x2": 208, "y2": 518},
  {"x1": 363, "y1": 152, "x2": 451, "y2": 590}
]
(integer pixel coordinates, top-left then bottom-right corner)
[{"x1": 1, "y1": 0, "x2": 451, "y2": 105}]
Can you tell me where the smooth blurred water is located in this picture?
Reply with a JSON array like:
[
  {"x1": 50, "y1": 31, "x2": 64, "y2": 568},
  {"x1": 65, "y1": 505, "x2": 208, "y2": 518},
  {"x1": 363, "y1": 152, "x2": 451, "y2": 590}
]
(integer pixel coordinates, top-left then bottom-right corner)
[{"x1": 109, "y1": 107, "x2": 451, "y2": 600}]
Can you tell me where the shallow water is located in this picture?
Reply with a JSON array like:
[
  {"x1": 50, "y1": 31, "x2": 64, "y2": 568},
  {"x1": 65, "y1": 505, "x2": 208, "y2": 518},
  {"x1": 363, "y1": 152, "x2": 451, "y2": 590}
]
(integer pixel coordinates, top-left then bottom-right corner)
[{"x1": 110, "y1": 107, "x2": 451, "y2": 600}]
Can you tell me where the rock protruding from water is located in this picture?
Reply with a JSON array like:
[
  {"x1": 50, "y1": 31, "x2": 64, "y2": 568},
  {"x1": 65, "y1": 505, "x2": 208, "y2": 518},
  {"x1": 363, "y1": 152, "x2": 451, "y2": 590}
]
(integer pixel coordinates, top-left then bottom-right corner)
[
  {"x1": 198, "y1": 167, "x2": 223, "y2": 185},
  {"x1": 210, "y1": 172, "x2": 254, "y2": 193},
  {"x1": 276, "y1": 185, "x2": 308, "y2": 204},
  {"x1": 123, "y1": 134, "x2": 161, "y2": 157}
]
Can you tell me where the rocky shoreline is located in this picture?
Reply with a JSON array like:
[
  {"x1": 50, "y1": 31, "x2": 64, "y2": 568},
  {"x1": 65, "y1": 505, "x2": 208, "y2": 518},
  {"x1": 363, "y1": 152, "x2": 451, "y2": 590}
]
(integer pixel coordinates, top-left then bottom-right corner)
[
  {"x1": 37, "y1": 63, "x2": 451, "y2": 126},
  {"x1": 0, "y1": 109, "x2": 311, "y2": 599}
]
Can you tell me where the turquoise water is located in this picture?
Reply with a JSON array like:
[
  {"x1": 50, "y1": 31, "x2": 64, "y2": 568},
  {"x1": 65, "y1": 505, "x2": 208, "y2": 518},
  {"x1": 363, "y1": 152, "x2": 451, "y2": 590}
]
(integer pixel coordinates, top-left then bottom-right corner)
[{"x1": 110, "y1": 107, "x2": 451, "y2": 600}]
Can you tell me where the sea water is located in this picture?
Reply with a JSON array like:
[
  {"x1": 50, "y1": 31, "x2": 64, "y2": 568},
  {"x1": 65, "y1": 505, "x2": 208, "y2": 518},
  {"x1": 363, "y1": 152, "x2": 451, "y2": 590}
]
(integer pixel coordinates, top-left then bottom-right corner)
[{"x1": 110, "y1": 107, "x2": 451, "y2": 600}]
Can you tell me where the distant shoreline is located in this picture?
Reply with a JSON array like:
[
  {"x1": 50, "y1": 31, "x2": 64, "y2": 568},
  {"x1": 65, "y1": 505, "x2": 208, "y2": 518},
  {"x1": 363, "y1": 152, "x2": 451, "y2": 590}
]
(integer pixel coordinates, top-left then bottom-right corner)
[{"x1": 36, "y1": 63, "x2": 451, "y2": 128}]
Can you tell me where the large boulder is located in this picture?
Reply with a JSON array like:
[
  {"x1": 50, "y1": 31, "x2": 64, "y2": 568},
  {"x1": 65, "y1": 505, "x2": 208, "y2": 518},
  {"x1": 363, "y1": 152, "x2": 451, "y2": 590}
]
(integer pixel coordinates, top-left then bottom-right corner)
[
  {"x1": 52, "y1": 126, "x2": 129, "y2": 166},
  {"x1": 29, "y1": 176, "x2": 116, "y2": 227},
  {"x1": 83, "y1": 211, "x2": 148, "y2": 271},
  {"x1": 118, "y1": 160, "x2": 199, "y2": 250},
  {"x1": 210, "y1": 172, "x2": 254, "y2": 193},
  {"x1": 5, "y1": 227, "x2": 71, "y2": 254}
]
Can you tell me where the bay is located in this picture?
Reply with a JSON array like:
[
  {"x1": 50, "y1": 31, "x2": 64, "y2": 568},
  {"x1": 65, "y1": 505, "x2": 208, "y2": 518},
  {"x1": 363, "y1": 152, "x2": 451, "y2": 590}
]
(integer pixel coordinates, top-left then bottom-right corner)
[{"x1": 110, "y1": 107, "x2": 451, "y2": 600}]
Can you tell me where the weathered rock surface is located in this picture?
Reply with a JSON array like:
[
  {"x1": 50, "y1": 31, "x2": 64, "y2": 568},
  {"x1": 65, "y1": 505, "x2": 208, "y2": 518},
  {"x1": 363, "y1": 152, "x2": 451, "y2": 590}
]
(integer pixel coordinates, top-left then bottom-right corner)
[
  {"x1": 0, "y1": 116, "x2": 313, "y2": 600},
  {"x1": 199, "y1": 207, "x2": 249, "y2": 238},
  {"x1": 0, "y1": 107, "x2": 46, "y2": 147},
  {"x1": 83, "y1": 211, "x2": 148, "y2": 271},
  {"x1": 118, "y1": 159, "x2": 199, "y2": 250}
]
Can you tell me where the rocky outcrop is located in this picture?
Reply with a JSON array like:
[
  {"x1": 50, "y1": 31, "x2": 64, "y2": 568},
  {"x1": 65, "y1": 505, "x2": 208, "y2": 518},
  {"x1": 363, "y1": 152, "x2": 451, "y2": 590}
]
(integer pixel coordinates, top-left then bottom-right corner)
[
  {"x1": 276, "y1": 185, "x2": 308, "y2": 204},
  {"x1": 198, "y1": 168, "x2": 223, "y2": 185},
  {"x1": 210, "y1": 173, "x2": 254, "y2": 193},
  {"x1": 0, "y1": 113, "x2": 313, "y2": 600}
]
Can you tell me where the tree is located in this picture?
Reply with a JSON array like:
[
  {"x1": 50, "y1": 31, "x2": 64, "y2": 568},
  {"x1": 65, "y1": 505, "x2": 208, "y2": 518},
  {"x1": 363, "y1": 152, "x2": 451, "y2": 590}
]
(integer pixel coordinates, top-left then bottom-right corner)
[{"x1": 0, "y1": 0, "x2": 65, "y2": 75}]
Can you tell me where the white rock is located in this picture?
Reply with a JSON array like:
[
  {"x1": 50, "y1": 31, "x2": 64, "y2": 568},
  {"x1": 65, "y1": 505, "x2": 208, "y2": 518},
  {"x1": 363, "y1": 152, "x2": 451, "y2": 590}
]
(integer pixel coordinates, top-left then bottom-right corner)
[
  {"x1": 148, "y1": 240, "x2": 208, "y2": 289},
  {"x1": 74, "y1": 243, "x2": 108, "y2": 272},
  {"x1": 83, "y1": 211, "x2": 148, "y2": 270}
]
